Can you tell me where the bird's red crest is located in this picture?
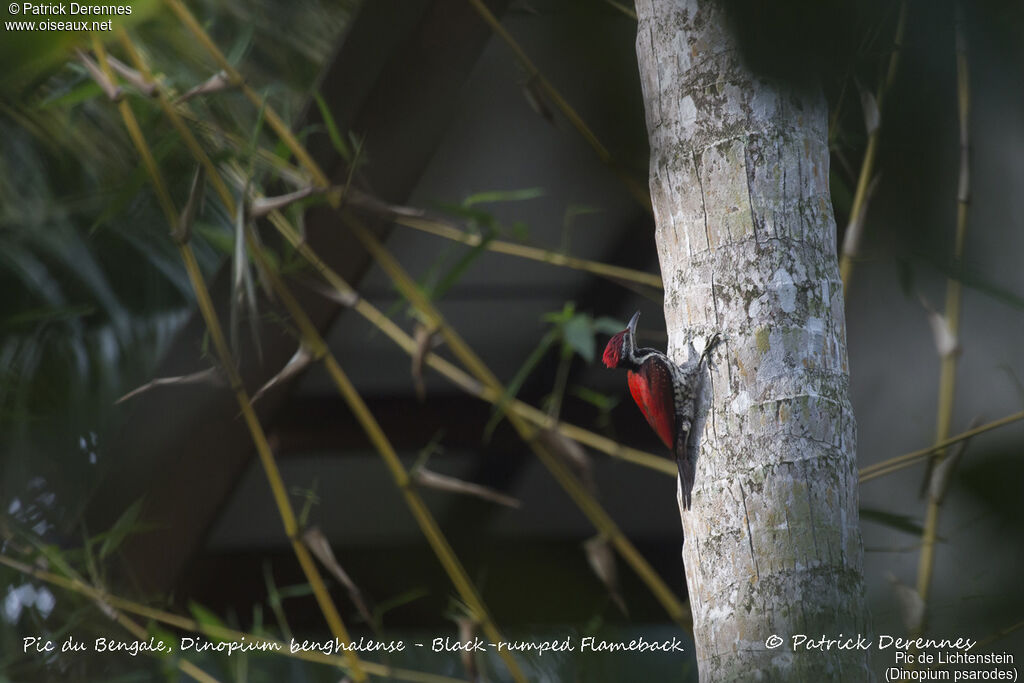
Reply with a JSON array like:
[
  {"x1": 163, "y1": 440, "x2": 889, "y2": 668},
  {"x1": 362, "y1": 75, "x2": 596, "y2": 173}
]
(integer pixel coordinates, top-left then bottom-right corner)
[{"x1": 602, "y1": 331, "x2": 626, "y2": 368}]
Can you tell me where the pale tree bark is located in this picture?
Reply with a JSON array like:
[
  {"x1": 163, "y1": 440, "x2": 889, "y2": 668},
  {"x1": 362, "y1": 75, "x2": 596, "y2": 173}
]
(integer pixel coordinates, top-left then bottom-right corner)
[{"x1": 635, "y1": 1, "x2": 872, "y2": 680}]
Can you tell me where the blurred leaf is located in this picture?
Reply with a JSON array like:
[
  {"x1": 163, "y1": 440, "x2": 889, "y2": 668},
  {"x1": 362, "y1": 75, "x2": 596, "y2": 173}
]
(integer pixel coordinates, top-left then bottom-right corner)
[
  {"x1": 432, "y1": 201, "x2": 495, "y2": 227},
  {"x1": 188, "y1": 601, "x2": 228, "y2": 635},
  {"x1": 887, "y1": 573, "x2": 924, "y2": 634},
  {"x1": 562, "y1": 313, "x2": 595, "y2": 362},
  {"x1": 372, "y1": 588, "x2": 430, "y2": 626},
  {"x1": 302, "y1": 526, "x2": 374, "y2": 627},
  {"x1": 38, "y1": 79, "x2": 102, "y2": 110},
  {"x1": 427, "y1": 227, "x2": 496, "y2": 301},
  {"x1": 412, "y1": 467, "x2": 521, "y2": 508},
  {"x1": 485, "y1": 327, "x2": 559, "y2": 438},
  {"x1": 570, "y1": 385, "x2": 620, "y2": 412},
  {"x1": 251, "y1": 345, "x2": 312, "y2": 404},
  {"x1": 463, "y1": 187, "x2": 543, "y2": 207},
  {"x1": 0, "y1": 305, "x2": 95, "y2": 331},
  {"x1": 859, "y1": 507, "x2": 926, "y2": 536},
  {"x1": 858, "y1": 83, "x2": 880, "y2": 134},
  {"x1": 593, "y1": 316, "x2": 625, "y2": 335},
  {"x1": 225, "y1": 22, "x2": 255, "y2": 66},
  {"x1": 117, "y1": 366, "x2": 222, "y2": 404},
  {"x1": 313, "y1": 91, "x2": 352, "y2": 162},
  {"x1": 99, "y1": 499, "x2": 143, "y2": 560},
  {"x1": 584, "y1": 535, "x2": 627, "y2": 617}
]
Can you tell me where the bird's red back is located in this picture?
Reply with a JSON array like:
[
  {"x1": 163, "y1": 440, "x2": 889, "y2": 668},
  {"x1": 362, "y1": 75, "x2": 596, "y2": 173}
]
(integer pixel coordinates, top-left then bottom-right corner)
[{"x1": 627, "y1": 368, "x2": 675, "y2": 450}]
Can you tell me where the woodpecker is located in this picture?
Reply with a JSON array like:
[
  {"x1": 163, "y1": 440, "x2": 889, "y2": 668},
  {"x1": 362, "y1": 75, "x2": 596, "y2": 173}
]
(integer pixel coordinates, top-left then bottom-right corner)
[{"x1": 602, "y1": 312, "x2": 721, "y2": 509}]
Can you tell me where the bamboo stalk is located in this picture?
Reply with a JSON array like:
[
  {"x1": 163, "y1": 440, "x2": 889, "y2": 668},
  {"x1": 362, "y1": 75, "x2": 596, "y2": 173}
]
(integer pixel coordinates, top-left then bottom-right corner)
[
  {"x1": 162, "y1": 0, "x2": 328, "y2": 188},
  {"x1": 160, "y1": 3, "x2": 687, "y2": 624},
  {"x1": 93, "y1": 34, "x2": 366, "y2": 682},
  {"x1": 394, "y1": 215, "x2": 663, "y2": 288},
  {"x1": 262, "y1": 208, "x2": 676, "y2": 477},
  {"x1": 914, "y1": 4, "x2": 971, "y2": 632},
  {"x1": 858, "y1": 409, "x2": 1024, "y2": 483},
  {"x1": 463, "y1": 0, "x2": 652, "y2": 212},
  {"x1": 0, "y1": 554, "x2": 466, "y2": 683},
  {"x1": 117, "y1": 26, "x2": 670, "y2": 477},
  {"x1": 346, "y1": 215, "x2": 689, "y2": 625},
  {"x1": 839, "y1": 1, "x2": 909, "y2": 292},
  {"x1": 117, "y1": 31, "x2": 525, "y2": 683}
]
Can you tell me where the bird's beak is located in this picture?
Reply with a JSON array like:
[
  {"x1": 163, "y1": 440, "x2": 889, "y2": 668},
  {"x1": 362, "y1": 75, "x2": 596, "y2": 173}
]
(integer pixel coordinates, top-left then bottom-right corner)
[{"x1": 627, "y1": 311, "x2": 640, "y2": 337}]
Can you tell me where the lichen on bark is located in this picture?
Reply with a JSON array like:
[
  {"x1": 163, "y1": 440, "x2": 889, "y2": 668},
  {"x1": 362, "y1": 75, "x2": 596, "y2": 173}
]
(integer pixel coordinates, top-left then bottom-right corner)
[{"x1": 635, "y1": 0, "x2": 872, "y2": 680}]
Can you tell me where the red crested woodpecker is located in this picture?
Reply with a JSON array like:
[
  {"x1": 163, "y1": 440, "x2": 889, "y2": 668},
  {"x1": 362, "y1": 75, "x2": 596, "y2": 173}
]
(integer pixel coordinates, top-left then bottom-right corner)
[{"x1": 602, "y1": 312, "x2": 721, "y2": 509}]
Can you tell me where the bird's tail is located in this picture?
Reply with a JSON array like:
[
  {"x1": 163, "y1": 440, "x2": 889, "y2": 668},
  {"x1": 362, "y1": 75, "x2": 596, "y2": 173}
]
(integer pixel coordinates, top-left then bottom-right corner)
[{"x1": 677, "y1": 451, "x2": 695, "y2": 510}]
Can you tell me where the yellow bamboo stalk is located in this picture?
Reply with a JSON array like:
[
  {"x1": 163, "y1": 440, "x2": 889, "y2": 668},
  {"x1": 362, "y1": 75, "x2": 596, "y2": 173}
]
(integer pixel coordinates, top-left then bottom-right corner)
[
  {"x1": 839, "y1": 1, "x2": 908, "y2": 292},
  {"x1": 3, "y1": 549, "x2": 222, "y2": 683},
  {"x1": 394, "y1": 215, "x2": 663, "y2": 288},
  {"x1": 858, "y1": 409, "x2": 1024, "y2": 483},
  {"x1": 116, "y1": 33, "x2": 525, "y2": 682},
  {"x1": 0, "y1": 554, "x2": 466, "y2": 683},
  {"x1": 248, "y1": 250, "x2": 527, "y2": 682},
  {"x1": 346, "y1": 215, "x2": 688, "y2": 625},
  {"x1": 91, "y1": 35, "x2": 366, "y2": 682},
  {"x1": 159, "y1": 6, "x2": 686, "y2": 624},
  {"x1": 263, "y1": 209, "x2": 675, "y2": 477},
  {"x1": 111, "y1": 610, "x2": 222, "y2": 683},
  {"x1": 915, "y1": 5, "x2": 971, "y2": 624},
  {"x1": 463, "y1": 0, "x2": 652, "y2": 212}
]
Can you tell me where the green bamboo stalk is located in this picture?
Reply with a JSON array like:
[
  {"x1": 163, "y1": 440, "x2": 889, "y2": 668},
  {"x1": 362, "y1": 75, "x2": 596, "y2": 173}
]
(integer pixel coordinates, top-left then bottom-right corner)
[
  {"x1": 0, "y1": 554, "x2": 466, "y2": 683},
  {"x1": 91, "y1": 35, "x2": 366, "y2": 682}
]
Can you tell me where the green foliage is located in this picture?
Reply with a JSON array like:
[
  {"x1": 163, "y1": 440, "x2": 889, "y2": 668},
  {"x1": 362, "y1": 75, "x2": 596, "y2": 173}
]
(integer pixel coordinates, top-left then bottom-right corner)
[{"x1": 486, "y1": 303, "x2": 621, "y2": 437}]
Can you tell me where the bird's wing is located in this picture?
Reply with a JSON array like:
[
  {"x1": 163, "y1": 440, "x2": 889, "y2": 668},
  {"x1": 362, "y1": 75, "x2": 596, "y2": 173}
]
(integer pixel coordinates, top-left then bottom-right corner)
[{"x1": 627, "y1": 358, "x2": 675, "y2": 451}]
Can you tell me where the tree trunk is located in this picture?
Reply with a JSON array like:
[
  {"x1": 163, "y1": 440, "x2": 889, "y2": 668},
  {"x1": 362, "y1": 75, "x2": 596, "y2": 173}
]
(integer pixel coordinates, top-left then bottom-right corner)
[{"x1": 635, "y1": 1, "x2": 872, "y2": 680}]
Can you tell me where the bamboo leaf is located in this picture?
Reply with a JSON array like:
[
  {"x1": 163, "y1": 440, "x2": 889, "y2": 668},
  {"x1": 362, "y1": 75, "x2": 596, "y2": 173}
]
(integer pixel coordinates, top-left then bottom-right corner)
[
  {"x1": 484, "y1": 328, "x2": 559, "y2": 438},
  {"x1": 117, "y1": 367, "x2": 222, "y2": 404},
  {"x1": 427, "y1": 227, "x2": 496, "y2": 301},
  {"x1": 99, "y1": 499, "x2": 144, "y2": 560},
  {"x1": 313, "y1": 92, "x2": 352, "y2": 162},
  {"x1": 412, "y1": 467, "x2": 521, "y2": 509},
  {"x1": 303, "y1": 527, "x2": 374, "y2": 627},
  {"x1": 188, "y1": 601, "x2": 228, "y2": 636},
  {"x1": 463, "y1": 187, "x2": 543, "y2": 207},
  {"x1": 175, "y1": 70, "x2": 233, "y2": 104},
  {"x1": 859, "y1": 508, "x2": 926, "y2": 536},
  {"x1": 251, "y1": 345, "x2": 314, "y2": 404},
  {"x1": 562, "y1": 313, "x2": 595, "y2": 363},
  {"x1": 584, "y1": 535, "x2": 628, "y2": 616}
]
